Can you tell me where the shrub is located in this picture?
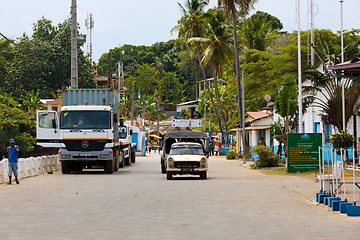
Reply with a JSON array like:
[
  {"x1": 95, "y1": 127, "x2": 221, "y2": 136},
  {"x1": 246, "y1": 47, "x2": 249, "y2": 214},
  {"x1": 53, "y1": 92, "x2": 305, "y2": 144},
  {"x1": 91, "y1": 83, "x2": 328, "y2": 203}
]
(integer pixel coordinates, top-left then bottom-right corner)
[
  {"x1": 225, "y1": 151, "x2": 237, "y2": 160},
  {"x1": 330, "y1": 131, "x2": 354, "y2": 149},
  {"x1": 250, "y1": 145, "x2": 281, "y2": 169}
]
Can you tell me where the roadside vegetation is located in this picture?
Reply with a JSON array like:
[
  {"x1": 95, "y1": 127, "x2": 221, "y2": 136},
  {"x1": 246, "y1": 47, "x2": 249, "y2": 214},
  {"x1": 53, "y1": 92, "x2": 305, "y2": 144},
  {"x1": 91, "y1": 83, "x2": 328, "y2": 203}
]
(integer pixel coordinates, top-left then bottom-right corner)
[{"x1": 1, "y1": 0, "x2": 360, "y2": 157}]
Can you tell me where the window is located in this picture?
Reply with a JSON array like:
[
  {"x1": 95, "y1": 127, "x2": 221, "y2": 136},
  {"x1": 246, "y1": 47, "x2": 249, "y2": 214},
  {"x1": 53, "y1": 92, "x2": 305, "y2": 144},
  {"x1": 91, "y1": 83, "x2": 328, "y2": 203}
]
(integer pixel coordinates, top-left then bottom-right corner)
[
  {"x1": 119, "y1": 126, "x2": 127, "y2": 139},
  {"x1": 60, "y1": 111, "x2": 111, "y2": 129},
  {"x1": 314, "y1": 122, "x2": 320, "y2": 133},
  {"x1": 170, "y1": 144, "x2": 204, "y2": 155},
  {"x1": 258, "y1": 129, "x2": 266, "y2": 142},
  {"x1": 38, "y1": 112, "x2": 56, "y2": 128},
  {"x1": 296, "y1": 121, "x2": 305, "y2": 133},
  {"x1": 324, "y1": 123, "x2": 332, "y2": 144}
]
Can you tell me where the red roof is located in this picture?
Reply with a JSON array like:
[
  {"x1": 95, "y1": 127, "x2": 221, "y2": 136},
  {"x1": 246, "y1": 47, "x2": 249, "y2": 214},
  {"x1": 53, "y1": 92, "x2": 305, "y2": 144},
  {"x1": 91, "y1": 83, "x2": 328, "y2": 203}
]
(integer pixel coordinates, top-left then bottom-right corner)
[
  {"x1": 94, "y1": 74, "x2": 108, "y2": 82},
  {"x1": 46, "y1": 99, "x2": 62, "y2": 105},
  {"x1": 246, "y1": 111, "x2": 271, "y2": 120},
  {"x1": 328, "y1": 60, "x2": 360, "y2": 70}
]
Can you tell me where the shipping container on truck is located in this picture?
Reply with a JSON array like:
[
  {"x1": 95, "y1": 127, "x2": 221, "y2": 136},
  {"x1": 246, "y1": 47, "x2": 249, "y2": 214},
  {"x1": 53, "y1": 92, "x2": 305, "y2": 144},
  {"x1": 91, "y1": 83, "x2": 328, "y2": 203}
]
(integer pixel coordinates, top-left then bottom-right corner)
[{"x1": 36, "y1": 88, "x2": 136, "y2": 174}]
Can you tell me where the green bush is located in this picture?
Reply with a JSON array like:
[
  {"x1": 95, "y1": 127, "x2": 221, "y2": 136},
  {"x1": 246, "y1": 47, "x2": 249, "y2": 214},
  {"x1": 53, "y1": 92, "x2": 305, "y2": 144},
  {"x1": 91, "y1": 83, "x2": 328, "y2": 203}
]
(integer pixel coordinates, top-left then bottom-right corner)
[
  {"x1": 330, "y1": 131, "x2": 354, "y2": 149},
  {"x1": 225, "y1": 151, "x2": 237, "y2": 160},
  {"x1": 250, "y1": 145, "x2": 281, "y2": 169}
]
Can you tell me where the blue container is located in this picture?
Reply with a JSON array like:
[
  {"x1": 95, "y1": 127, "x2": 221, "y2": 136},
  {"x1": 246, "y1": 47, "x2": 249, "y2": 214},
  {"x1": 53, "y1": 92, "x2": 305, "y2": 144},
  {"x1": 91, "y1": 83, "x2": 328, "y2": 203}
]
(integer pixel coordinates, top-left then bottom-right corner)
[
  {"x1": 324, "y1": 197, "x2": 329, "y2": 205},
  {"x1": 328, "y1": 197, "x2": 341, "y2": 207},
  {"x1": 332, "y1": 200, "x2": 346, "y2": 211},
  {"x1": 319, "y1": 192, "x2": 329, "y2": 204},
  {"x1": 340, "y1": 202, "x2": 353, "y2": 214},
  {"x1": 316, "y1": 190, "x2": 323, "y2": 203},
  {"x1": 346, "y1": 204, "x2": 360, "y2": 216}
]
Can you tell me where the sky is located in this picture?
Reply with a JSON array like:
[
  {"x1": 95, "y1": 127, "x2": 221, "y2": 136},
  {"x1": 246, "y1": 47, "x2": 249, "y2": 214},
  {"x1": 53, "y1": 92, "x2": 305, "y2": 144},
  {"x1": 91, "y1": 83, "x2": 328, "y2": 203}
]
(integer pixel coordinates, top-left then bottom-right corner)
[{"x1": 1, "y1": 0, "x2": 359, "y2": 63}]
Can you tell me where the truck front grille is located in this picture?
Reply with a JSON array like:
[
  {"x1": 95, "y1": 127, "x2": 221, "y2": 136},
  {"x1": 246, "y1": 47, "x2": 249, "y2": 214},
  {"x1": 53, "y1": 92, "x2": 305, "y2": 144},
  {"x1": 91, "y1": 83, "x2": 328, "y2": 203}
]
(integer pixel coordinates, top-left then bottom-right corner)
[
  {"x1": 63, "y1": 140, "x2": 111, "y2": 151},
  {"x1": 174, "y1": 161, "x2": 200, "y2": 168}
]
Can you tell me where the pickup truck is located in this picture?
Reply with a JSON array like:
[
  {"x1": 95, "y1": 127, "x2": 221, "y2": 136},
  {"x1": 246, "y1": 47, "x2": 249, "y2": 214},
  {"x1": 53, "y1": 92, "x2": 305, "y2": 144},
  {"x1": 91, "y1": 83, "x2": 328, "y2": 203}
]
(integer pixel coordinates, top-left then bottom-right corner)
[{"x1": 161, "y1": 131, "x2": 209, "y2": 180}]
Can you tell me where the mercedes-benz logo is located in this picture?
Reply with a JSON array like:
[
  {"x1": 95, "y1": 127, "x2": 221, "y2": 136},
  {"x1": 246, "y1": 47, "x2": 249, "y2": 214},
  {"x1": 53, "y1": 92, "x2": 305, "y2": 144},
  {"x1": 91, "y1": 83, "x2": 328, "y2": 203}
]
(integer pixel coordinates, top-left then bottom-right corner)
[{"x1": 81, "y1": 140, "x2": 89, "y2": 148}]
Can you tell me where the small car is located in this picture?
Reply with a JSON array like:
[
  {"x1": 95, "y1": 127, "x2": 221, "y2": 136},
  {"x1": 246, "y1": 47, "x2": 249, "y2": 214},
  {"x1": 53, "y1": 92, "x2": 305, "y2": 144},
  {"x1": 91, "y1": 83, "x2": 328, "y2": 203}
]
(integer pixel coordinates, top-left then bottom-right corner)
[{"x1": 165, "y1": 142, "x2": 208, "y2": 180}]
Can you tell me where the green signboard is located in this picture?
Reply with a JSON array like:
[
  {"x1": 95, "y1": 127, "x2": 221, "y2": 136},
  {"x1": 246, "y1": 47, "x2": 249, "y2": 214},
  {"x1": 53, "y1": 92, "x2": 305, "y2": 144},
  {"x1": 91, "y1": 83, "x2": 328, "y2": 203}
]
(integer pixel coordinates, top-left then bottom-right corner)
[{"x1": 287, "y1": 133, "x2": 322, "y2": 172}]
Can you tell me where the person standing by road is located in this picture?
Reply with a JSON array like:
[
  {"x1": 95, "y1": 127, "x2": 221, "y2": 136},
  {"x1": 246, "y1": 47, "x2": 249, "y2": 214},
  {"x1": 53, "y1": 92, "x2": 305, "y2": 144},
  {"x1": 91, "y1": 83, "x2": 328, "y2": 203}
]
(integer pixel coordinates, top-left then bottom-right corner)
[
  {"x1": 6, "y1": 139, "x2": 20, "y2": 185},
  {"x1": 257, "y1": 137, "x2": 266, "y2": 146}
]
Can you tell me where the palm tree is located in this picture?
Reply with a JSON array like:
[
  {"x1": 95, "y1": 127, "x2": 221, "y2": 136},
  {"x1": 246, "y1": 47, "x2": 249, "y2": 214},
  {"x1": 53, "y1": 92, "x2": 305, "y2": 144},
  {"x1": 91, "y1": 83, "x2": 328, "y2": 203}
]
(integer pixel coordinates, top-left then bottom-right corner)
[
  {"x1": 22, "y1": 89, "x2": 42, "y2": 118},
  {"x1": 240, "y1": 16, "x2": 271, "y2": 53},
  {"x1": 303, "y1": 41, "x2": 360, "y2": 132},
  {"x1": 172, "y1": 0, "x2": 224, "y2": 132},
  {"x1": 217, "y1": 0, "x2": 257, "y2": 153},
  {"x1": 190, "y1": 9, "x2": 234, "y2": 133}
]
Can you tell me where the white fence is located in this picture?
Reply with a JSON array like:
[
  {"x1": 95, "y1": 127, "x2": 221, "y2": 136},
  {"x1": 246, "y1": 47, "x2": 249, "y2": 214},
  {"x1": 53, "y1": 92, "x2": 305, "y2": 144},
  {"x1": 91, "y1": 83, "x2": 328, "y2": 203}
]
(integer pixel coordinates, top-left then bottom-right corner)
[{"x1": 0, "y1": 155, "x2": 60, "y2": 184}]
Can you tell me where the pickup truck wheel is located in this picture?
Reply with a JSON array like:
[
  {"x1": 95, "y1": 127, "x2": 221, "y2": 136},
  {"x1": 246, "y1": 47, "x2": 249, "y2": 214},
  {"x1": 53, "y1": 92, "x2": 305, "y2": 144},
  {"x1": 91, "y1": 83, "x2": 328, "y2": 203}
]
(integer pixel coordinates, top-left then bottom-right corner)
[
  {"x1": 200, "y1": 171, "x2": 207, "y2": 179},
  {"x1": 105, "y1": 160, "x2": 114, "y2": 174},
  {"x1": 119, "y1": 151, "x2": 124, "y2": 168},
  {"x1": 161, "y1": 165, "x2": 166, "y2": 174},
  {"x1": 166, "y1": 172, "x2": 172, "y2": 180},
  {"x1": 61, "y1": 162, "x2": 71, "y2": 174}
]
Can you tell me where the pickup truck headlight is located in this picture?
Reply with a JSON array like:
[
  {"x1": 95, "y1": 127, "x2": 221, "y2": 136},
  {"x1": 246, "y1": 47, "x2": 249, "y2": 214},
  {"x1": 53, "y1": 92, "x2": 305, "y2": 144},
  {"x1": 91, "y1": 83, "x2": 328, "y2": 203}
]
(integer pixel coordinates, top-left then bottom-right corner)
[
  {"x1": 100, "y1": 154, "x2": 109, "y2": 159},
  {"x1": 167, "y1": 157, "x2": 174, "y2": 168},
  {"x1": 200, "y1": 157, "x2": 206, "y2": 168},
  {"x1": 61, "y1": 154, "x2": 71, "y2": 159}
]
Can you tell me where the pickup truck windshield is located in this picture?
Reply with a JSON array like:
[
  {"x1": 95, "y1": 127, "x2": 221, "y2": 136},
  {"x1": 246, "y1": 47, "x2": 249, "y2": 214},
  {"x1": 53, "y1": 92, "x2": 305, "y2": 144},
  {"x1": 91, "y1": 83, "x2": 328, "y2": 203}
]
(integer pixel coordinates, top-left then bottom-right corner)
[
  {"x1": 169, "y1": 144, "x2": 204, "y2": 155},
  {"x1": 60, "y1": 111, "x2": 111, "y2": 129}
]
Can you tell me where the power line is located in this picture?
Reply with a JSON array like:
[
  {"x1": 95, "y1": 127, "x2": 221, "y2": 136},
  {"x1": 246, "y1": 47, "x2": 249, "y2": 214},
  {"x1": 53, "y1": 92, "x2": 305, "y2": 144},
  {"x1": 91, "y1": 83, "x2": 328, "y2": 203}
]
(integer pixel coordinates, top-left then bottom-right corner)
[{"x1": 0, "y1": 16, "x2": 72, "y2": 51}]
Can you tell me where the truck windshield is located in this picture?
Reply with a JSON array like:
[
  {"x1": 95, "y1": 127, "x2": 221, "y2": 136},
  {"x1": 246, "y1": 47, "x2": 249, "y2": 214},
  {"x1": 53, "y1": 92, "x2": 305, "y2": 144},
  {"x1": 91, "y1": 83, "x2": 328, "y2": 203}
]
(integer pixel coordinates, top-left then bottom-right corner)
[
  {"x1": 169, "y1": 144, "x2": 204, "y2": 155},
  {"x1": 60, "y1": 111, "x2": 111, "y2": 129}
]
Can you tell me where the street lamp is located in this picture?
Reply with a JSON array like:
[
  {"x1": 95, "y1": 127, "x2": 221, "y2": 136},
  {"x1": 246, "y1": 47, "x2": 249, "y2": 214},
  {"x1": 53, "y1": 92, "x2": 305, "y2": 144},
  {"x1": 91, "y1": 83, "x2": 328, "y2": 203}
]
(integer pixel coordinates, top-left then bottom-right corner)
[{"x1": 340, "y1": 0, "x2": 346, "y2": 131}]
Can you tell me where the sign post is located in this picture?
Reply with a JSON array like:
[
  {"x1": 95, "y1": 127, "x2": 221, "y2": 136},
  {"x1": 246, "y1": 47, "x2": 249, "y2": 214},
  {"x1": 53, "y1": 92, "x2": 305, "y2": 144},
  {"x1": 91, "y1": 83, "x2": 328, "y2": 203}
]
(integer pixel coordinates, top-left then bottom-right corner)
[{"x1": 287, "y1": 133, "x2": 322, "y2": 172}]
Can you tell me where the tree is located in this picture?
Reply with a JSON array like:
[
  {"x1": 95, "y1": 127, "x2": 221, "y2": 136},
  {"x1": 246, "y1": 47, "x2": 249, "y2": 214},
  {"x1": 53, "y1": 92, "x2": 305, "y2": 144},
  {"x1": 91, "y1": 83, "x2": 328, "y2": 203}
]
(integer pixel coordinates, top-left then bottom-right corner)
[
  {"x1": 21, "y1": 89, "x2": 43, "y2": 119},
  {"x1": 2, "y1": 17, "x2": 95, "y2": 99},
  {"x1": 0, "y1": 94, "x2": 36, "y2": 156},
  {"x1": 241, "y1": 16, "x2": 271, "y2": 52},
  {"x1": 192, "y1": 8, "x2": 234, "y2": 133},
  {"x1": 218, "y1": 0, "x2": 257, "y2": 151},
  {"x1": 251, "y1": 11, "x2": 283, "y2": 31},
  {"x1": 303, "y1": 40, "x2": 360, "y2": 132},
  {"x1": 172, "y1": 0, "x2": 224, "y2": 132},
  {"x1": 273, "y1": 78, "x2": 298, "y2": 157},
  {"x1": 0, "y1": 38, "x2": 12, "y2": 89}
]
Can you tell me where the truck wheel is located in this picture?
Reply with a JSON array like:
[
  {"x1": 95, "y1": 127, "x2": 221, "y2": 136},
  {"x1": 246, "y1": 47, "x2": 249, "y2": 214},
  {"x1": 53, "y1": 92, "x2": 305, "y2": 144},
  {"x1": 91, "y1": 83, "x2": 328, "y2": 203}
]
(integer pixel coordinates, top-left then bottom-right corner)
[
  {"x1": 131, "y1": 148, "x2": 136, "y2": 163},
  {"x1": 61, "y1": 162, "x2": 71, "y2": 174},
  {"x1": 200, "y1": 171, "x2": 207, "y2": 180},
  {"x1": 119, "y1": 151, "x2": 124, "y2": 168},
  {"x1": 125, "y1": 149, "x2": 131, "y2": 166},
  {"x1": 114, "y1": 150, "x2": 119, "y2": 171},
  {"x1": 105, "y1": 160, "x2": 114, "y2": 174},
  {"x1": 166, "y1": 172, "x2": 172, "y2": 180},
  {"x1": 161, "y1": 165, "x2": 166, "y2": 174}
]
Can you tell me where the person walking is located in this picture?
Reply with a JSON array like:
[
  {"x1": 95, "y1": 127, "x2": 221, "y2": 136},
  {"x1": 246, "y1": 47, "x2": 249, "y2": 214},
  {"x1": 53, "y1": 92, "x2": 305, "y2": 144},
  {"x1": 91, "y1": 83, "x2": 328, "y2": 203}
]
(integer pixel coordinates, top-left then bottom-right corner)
[{"x1": 6, "y1": 139, "x2": 20, "y2": 185}]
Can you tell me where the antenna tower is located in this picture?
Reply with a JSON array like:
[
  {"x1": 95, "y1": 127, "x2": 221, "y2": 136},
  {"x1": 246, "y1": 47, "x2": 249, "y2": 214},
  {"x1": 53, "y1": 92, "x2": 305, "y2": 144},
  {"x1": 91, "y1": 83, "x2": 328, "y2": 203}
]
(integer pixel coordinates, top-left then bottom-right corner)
[
  {"x1": 85, "y1": 13, "x2": 94, "y2": 59},
  {"x1": 307, "y1": 0, "x2": 318, "y2": 66}
]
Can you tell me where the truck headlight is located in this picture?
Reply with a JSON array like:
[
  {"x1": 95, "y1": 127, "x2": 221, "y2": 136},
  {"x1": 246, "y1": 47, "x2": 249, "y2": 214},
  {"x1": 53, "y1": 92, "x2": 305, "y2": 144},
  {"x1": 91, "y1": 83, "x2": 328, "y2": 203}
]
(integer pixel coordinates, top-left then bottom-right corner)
[
  {"x1": 100, "y1": 154, "x2": 109, "y2": 159},
  {"x1": 61, "y1": 154, "x2": 71, "y2": 159},
  {"x1": 200, "y1": 158, "x2": 206, "y2": 168},
  {"x1": 167, "y1": 157, "x2": 174, "y2": 168}
]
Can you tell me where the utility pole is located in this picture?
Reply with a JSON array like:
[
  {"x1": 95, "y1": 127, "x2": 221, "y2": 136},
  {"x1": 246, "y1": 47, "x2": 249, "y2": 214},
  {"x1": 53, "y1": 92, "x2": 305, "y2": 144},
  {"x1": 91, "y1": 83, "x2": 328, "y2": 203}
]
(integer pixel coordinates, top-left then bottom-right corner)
[
  {"x1": 107, "y1": 52, "x2": 111, "y2": 88},
  {"x1": 157, "y1": 96, "x2": 160, "y2": 137},
  {"x1": 131, "y1": 81, "x2": 134, "y2": 126},
  {"x1": 204, "y1": 97, "x2": 207, "y2": 132},
  {"x1": 71, "y1": 0, "x2": 77, "y2": 89}
]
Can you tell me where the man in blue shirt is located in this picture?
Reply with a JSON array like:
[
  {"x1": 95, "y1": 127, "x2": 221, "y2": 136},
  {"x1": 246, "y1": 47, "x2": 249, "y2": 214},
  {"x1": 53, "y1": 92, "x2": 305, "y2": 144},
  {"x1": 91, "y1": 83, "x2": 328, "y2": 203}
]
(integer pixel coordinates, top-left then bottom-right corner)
[{"x1": 6, "y1": 139, "x2": 20, "y2": 184}]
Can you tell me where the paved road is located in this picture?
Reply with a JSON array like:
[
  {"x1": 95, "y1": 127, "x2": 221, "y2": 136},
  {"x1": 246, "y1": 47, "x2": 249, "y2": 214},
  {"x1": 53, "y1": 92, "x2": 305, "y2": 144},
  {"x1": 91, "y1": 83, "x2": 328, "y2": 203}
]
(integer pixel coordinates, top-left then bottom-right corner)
[{"x1": 0, "y1": 154, "x2": 359, "y2": 239}]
